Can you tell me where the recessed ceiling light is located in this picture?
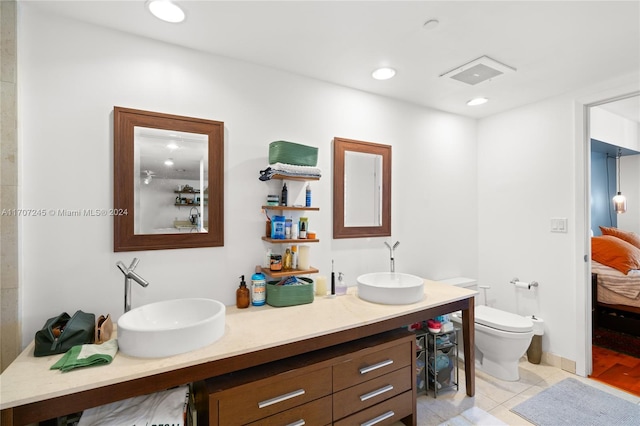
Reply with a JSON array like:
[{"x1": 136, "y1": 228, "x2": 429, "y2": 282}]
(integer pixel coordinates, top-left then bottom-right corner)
[
  {"x1": 467, "y1": 97, "x2": 489, "y2": 106},
  {"x1": 164, "y1": 158, "x2": 175, "y2": 166},
  {"x1": 372, "y1": 67, "x2": 396, "y2": 80},
  {"x1": 146, "y1": 0, "x2": 185, "y2": 23}
]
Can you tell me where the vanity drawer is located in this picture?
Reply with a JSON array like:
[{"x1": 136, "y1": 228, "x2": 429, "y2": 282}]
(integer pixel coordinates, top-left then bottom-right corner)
[
  {"x1": 332, "y1": 366, "x2": 412, "y2": 420},
  {"x1": 334, "y1": 390, "x2": 413, "y2": 426},
  {"x1": 247, "y1": 395, "x2": 332, "y2": 426},
  {"x1": 333, "y1": 340, "x2": 411, "y2": 391},
  {"x1": 217, "y1": 367, "x2": 332, "y2": 425}
]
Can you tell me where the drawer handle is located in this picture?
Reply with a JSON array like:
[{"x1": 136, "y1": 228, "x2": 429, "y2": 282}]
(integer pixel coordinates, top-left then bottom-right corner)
[
  {"x1": 258, "y1": 389, "x2": 305, "y2": 409},
  {"x1": 359, "y1": 384, "x2": 394, "y2": 402},
  {"x1": 359, "y1": 359, "x2": 394, "y2": 375},
  {"x1": 361, "y1": 410, "x2": 395, "y2": 426},
  {"x1": 285, "y1": 421, "x2": 305, "y2": 426}
]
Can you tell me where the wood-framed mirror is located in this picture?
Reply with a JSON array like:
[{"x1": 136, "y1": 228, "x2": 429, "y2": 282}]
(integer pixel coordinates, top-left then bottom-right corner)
[
  {"x1": 333, "y1": 137, "x2": 391, "y2": 239},
  {"x1": 114, "y1": 107, "x2": 224, "y2": 251}
]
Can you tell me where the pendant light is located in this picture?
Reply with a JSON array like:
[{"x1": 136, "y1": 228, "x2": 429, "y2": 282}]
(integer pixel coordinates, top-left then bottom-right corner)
[{"x1": 613, "y1": 148, "x2": 627, "y2": 214}]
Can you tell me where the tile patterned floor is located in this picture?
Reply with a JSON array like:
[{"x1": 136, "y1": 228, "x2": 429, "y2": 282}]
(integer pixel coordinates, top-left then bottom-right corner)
[{"x1": 414, "y1": 358, "x2": 640, "y2": 425}]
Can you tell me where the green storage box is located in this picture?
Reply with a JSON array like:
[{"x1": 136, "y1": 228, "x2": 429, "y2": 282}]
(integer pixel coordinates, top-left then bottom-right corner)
[
  {"x1": 266, "y1": 277, "x2": 314, "y2": 307},
  {"x1": 269, "y1": 141, "x2": 318, "y2": 166}
]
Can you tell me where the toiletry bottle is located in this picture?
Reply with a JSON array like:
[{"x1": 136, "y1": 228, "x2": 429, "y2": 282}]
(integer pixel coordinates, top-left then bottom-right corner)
[
  {"x1": 336, "y1": 272, "x2": 347, "y2": 295},
  {"x1": 283, "y1": 248, "x2": 292, "y2": 270},
  {"x1": 270, "y1": 254, "x2": 282, "y2": 271},
  {"x1": 305, "y1": 183, "x2": 312, "y2": 207},
  {"x1": 281, "y1": 183, "x2": 288, "y2": 206},
  {"x1": 299, "y1": 217, "x2": 307, "y2": 239},
  {"x1": 236, "y1": 275, "x2": 250, "y2": 308},
  {"x1": 265, "y1": 218, "x2": 271, "y2": 238},
  {"x1": 291, "y1": 245, "x2": 298, "y2": 269},
  {"x1": 264, "y1": 248, "x2": 272, "y2": 268},
  {"x1": 285, "y1": 218, "x2": 292, "y2": 239},
  {"x1": 251, "y1": 266, "x2": 266, "y2": 306}
]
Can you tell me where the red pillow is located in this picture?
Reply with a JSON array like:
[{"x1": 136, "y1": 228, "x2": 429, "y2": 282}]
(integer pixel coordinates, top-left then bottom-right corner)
[
  {"x1": 592, "y1": 235, "x2": 640, "y2": 274},
  {"x1": 599, "y1": 226, "x2": 640, "y2": 249}
]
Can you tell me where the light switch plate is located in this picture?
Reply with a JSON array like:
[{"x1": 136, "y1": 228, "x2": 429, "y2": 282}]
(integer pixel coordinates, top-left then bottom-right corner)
[{"x1": 550, "y1": 217, "x2": 568, "y2": 233}]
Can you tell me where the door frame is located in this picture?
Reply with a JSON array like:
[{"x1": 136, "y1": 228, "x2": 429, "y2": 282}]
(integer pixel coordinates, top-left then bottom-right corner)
[{"x1": 576, "y1": 88, "x2": 639, "y2": 377}]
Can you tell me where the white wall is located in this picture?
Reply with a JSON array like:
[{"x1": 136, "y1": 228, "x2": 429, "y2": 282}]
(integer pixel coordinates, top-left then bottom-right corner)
[
  {"x1": 591, "y1": 107, "x2": 640, "y2": 151},
  {"x1": 17, "y1": 6, "x2": 478, "y2": 347},
  {"x1": 476, "y1": 81, "x2": 640, "y2": 370},
  {"x1": 477, "y1": 97, "x2": 578, "y2": 361}
]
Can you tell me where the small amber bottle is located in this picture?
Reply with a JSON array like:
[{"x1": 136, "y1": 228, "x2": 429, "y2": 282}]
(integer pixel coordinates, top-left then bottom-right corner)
[
  {"x1": 283, "y1": 248, "x2": 293, "y2": 270},
  {"x1": 236, "y1": 275, "x2": 250, "y2": 309}
]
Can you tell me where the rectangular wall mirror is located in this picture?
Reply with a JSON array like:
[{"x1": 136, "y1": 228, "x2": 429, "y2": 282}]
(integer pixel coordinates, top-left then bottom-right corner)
[
  {"x1": 114, "y1": 107, "x2": 224, "y2": 251},
  {"x1": 333, "y1": 137, "x2": 391, "y2": 238}
]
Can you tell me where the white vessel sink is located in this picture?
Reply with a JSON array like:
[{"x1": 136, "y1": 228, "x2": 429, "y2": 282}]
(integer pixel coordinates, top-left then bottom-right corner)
[
  {"x1": 357, "y1": 272, "x2": 425, "y2": 305},
  {"x1": 117, "y1": 298, "x2": 225, "y2": 358}
]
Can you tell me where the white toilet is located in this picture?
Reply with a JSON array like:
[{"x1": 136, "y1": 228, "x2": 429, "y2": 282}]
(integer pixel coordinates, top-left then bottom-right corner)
[{"x1": 439, "y1": 277, "x2": 534, "y2": 381}]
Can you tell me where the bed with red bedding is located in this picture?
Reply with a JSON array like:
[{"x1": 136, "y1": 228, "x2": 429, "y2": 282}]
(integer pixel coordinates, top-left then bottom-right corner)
[{"x1": 591, "y1": 227, "x2": 640, "y2": 335}]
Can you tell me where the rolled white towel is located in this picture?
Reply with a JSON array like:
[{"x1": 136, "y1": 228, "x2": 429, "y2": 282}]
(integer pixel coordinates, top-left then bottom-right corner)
[{"x1": 78, "y1": 385, "x2": 189, "y2": 426}]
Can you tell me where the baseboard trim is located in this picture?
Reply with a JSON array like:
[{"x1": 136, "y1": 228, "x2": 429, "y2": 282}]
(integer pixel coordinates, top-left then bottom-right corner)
[{"x1": 539, "y1": 352, "x2": 576, "y2": 374}]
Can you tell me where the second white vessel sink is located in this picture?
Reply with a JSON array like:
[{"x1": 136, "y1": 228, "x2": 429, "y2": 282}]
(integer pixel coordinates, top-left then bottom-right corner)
[
  {"x1": 117, "y1": 298, "x2": 225, "y2": 358},
  {"x1": 357, "y1": 272, "x2": 425, "y2": 305}
]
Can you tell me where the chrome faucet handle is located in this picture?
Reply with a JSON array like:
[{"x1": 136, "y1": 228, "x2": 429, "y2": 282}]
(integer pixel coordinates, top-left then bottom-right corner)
[
  {"x1": 129, "y1": 257, "x2": 140, "y2": 271},
  {"x1": 116, "y1": 261, "x2": 128, "y2": 275},
  {"x1": 128, "y1": 270, "x2": 150, "y2": 287}
]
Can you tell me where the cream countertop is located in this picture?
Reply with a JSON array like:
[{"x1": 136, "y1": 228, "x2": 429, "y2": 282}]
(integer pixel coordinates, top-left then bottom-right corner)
[{"x1": 0, "y1": 279, "x2": 475, "y2": 410}]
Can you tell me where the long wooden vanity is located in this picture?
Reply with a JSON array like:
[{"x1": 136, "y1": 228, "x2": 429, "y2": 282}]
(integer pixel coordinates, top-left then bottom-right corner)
[{"x1": 0, "y1": 281, "x2": 475, "y2": 426}]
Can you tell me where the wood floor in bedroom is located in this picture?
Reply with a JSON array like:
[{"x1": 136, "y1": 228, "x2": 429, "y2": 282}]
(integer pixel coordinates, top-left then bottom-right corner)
[{"x1": 590, "y1": 345, "x2": 640, "y2": 397}]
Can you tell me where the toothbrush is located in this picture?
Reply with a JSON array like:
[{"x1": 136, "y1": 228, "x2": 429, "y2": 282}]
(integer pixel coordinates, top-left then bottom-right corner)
[{"x1": 331, "y1": 260, "x2": 336, "y2": 296}]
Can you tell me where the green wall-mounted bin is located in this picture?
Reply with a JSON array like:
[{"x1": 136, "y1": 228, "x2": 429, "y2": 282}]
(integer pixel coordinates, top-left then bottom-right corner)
[{"x1": 269, "y1": 141, "x2": 318, "y2": 166}]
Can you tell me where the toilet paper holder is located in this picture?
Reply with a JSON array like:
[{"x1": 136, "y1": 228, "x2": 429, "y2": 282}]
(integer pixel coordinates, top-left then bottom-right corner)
[{"x1": 510, "y1": 277, "x2": 539, "y2": 289}]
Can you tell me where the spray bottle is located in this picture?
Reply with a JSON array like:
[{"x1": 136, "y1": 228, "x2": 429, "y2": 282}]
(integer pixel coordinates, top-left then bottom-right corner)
[{"x1": 305, "y1": 183, "x2": 312, "y2": 207}]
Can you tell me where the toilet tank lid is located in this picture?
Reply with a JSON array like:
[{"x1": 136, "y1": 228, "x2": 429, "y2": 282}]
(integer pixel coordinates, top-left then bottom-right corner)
[
  {"x1": 438, "y1": 277, "x2": 477, "y2": 288},
  {"x1": 476, "y1": 305, "x2": 533, "y2": 333}
]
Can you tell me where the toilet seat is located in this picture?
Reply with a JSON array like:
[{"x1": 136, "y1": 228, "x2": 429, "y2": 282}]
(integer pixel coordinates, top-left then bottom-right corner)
[{"x1": 475, "y1": 305, "x2": 533, "y2": 333}]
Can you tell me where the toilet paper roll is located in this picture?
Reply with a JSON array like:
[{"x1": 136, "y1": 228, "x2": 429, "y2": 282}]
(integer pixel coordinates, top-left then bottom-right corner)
[
  {"x1": 514, "y1": 281, "x2": 531, "y2": 289},
  {"x1": 526, "y1": 315, "x2": 545, "y2": 335}
]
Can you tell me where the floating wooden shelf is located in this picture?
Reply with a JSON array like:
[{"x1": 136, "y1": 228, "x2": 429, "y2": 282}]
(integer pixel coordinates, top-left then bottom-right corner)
[
  {"x1": 261, "y1": 266, "x2": 319, "y2": 277},
  {"x1": 262, "y1": 237, "x2": 319, "y2": 244},
  {"x1": 262, "y1": 205, "x2": 319, "y2": 211},
  {"x1": 271, "y1": 174, "x2": 320, "y2": 181}
]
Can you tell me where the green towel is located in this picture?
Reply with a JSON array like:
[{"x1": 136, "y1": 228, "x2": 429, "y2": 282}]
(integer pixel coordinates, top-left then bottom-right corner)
[{"x1": 51, "y1": 339, "x2": 118, "y2": 372}]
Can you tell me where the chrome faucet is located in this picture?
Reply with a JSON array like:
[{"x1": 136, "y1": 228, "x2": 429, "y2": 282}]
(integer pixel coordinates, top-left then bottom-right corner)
[
  {"x1": 116, "y1": 258, "x2": 149, "y2": 313},
  {"x1": 384, "y1": 241, "x2": 400, "y2": 272}
]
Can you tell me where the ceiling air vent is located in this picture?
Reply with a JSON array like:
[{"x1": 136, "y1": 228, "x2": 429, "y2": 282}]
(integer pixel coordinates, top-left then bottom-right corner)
[{"x1": 440, "y1": 55, "x2": 516, "y2": 85}]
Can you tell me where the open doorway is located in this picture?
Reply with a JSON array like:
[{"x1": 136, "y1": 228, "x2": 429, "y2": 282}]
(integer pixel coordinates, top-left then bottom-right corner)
[{"x1": 588, "y1": 94, "x2": 640, "y2": 396}]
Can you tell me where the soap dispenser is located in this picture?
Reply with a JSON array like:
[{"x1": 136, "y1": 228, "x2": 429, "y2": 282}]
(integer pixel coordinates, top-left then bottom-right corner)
[
  {"x1": 336, "y1": 272, "x2": 347, "y2": 295},
  {"x1": 236, "y1": 275, "x2": 250, "y2": 309}
]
